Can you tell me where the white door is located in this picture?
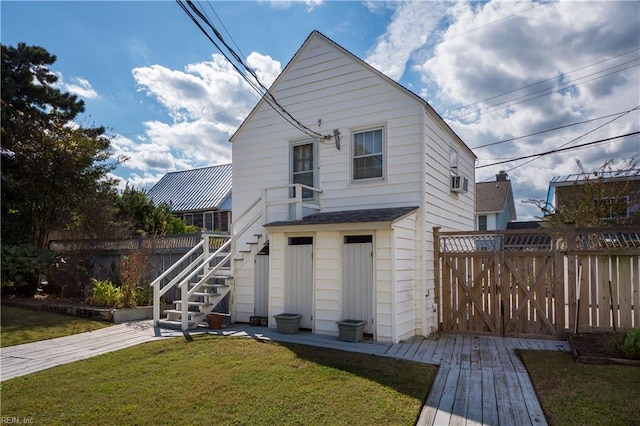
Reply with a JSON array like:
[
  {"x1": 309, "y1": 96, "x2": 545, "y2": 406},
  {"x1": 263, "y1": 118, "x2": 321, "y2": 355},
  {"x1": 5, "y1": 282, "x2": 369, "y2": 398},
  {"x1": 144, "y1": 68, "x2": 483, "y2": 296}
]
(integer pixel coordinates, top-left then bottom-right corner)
[
  {"x1": 254, "y1": 250, "x2": 269, "y2": 317},
  {"x1": 342, "y1": 235, "x2": 374, "y2": 334},
  {"x1": 285, "y1": 237, "x2": 313, "y2": 329}
]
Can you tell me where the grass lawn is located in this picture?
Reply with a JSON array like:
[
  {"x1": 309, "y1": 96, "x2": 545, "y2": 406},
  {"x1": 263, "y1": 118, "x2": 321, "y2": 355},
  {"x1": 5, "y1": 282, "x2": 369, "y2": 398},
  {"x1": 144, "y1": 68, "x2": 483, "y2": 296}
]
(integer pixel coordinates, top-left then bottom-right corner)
[
  {"x1": 1, "y1": 305, "x2": 109, "y2": 347},
  {"x1": 0, "y1": 335, "x2": 437, "y2": 425},
  {"x1": 520, "y1": 350, "x2": 640, "y2": 426}
]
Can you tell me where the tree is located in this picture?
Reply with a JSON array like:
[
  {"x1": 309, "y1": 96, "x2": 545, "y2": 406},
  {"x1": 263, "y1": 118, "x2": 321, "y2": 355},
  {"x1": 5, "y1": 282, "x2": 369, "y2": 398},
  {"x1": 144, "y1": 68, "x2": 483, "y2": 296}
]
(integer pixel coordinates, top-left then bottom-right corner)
[
  {"x1": 1, "y1": 42, "x2": 124, "y2": 248},
  {"x1": 528, "y1": 158, "x2": 640, "y2": 227},
  {"x1": 115, "y1": 185, "x2": 197, "y2": 236}
]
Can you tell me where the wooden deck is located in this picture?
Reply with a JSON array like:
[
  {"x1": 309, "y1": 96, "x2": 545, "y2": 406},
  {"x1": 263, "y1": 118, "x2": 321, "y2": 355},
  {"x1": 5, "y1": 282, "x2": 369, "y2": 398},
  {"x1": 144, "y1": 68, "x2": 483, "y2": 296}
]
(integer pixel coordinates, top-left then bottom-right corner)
[{"x1": 1, "y1": 322, "x2": 570, "y2": 425}]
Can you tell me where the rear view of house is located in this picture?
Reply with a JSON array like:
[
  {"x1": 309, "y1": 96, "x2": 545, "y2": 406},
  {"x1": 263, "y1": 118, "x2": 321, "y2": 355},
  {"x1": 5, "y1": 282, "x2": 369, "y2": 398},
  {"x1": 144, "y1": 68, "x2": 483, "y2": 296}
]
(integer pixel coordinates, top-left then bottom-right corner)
[{"x1": 230, "y1": 31, "x2": 476, "y2": 343}]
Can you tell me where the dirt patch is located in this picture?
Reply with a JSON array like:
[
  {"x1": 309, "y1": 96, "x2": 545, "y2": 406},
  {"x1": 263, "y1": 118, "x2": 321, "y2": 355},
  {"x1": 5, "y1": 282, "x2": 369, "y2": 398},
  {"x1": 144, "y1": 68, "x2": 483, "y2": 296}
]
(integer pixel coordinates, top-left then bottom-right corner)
[{"x1": 569, "y1": 332, "x2": 640, "y2": 366}]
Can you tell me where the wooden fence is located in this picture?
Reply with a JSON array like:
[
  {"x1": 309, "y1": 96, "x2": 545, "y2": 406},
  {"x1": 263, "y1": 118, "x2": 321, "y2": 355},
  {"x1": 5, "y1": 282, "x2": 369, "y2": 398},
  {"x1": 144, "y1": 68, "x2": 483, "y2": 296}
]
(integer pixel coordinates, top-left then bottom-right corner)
[
  {"x1": 435, "y1": 226, "x2": 640, "y2": 339},
  {"x1": 48, "y1": 233, "x2": 228, "y2": 302}
]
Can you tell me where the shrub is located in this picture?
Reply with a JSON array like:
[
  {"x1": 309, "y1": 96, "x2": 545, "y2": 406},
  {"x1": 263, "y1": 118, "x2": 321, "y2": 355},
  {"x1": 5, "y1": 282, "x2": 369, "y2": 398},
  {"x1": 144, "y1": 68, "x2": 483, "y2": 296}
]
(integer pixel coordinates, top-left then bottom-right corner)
[
  {"x1": 1, "y1": 244, "x2": 55, "y2": 296},
  {"x1": 619, "y1": 328, "x2": 640, "y2": 360},
  {"x1": 87, "y1": 278, "x2": 123, "y2": 308}
]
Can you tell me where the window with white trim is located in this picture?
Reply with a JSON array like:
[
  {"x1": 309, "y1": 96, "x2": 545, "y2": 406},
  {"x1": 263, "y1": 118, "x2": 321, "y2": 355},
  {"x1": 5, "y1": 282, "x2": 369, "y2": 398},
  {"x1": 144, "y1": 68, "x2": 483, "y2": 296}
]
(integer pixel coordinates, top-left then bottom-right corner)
[
  {"x1": 291, "y1": 141, "x2": 315, "y2": 199},
  {"x1": 353, "y1": 128, "x2": 384, "y2": 180},
  {"x1": 450, "y1": 147, "x2": 459, "y2": 174},
  {"x1": 595, "y1": 196, "x2": 629, "y2": 220}
]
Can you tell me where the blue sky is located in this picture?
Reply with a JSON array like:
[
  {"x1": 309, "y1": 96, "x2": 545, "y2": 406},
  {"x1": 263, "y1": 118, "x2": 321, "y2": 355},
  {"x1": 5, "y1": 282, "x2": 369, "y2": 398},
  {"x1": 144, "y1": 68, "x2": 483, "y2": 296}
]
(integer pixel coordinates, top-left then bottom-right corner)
[{"x1": 2, "y1": 1, "x2": 639, "y2": 220}]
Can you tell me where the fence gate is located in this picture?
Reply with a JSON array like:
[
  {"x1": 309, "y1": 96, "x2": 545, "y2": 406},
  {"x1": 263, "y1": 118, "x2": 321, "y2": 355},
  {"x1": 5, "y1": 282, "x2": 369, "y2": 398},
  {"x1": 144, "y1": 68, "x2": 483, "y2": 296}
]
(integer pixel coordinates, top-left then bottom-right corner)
[{"x1": 436, "y1": 227, "x2": 640, "y2": 339}]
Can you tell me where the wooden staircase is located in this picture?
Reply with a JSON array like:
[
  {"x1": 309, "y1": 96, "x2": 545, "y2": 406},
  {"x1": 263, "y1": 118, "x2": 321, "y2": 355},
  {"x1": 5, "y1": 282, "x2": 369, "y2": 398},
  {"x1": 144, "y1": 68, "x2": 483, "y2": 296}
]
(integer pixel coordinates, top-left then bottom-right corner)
[{"x1": 152, "y1": 234, "x2": 233, "y2": 330}]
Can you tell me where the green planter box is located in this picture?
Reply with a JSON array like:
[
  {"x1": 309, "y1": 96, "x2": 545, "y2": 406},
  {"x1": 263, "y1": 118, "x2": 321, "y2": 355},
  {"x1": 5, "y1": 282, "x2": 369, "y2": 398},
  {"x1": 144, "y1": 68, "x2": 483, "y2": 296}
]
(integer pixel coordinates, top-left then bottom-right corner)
[
  {"x1": 337, "y1": 320, "x2": 367, "y2": 342},
  {"x1": 274, "y1": 313, "x2": 303, "y2": 334}
]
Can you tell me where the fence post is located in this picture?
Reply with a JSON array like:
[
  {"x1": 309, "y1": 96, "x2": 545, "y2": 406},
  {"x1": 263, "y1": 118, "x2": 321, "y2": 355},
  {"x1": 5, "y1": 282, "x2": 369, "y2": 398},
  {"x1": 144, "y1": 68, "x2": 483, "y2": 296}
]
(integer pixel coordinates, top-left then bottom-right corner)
[{"x1": 433, "y1": 227, "x2": 441, "y2": 332}]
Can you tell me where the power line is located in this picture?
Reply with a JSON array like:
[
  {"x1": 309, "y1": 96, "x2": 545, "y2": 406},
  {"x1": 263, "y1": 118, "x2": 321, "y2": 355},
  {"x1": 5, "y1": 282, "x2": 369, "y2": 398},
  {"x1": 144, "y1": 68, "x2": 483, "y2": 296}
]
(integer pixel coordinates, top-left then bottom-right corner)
[
  {"x1": 476, "y1": 131, "x2": 640, "y2": 169},
  {"x1": 451, "y1": 60, "x2": 639, "y2": 120},
  {"x1": 176, "y1": 0, "x2": 326, "y2": 141},
  {"x1": 471, "y1": 108, "x2": 640, "y2": 150},
  {"x1": 449, "y1": 47, "x2": 640, "y2": 113}
]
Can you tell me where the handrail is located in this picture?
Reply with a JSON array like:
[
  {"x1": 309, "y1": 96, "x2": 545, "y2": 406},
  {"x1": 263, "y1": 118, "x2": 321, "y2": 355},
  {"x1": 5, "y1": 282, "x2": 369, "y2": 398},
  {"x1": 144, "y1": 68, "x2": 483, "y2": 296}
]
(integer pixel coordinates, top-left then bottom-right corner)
[
  {"x1": 150, "y1": 239, "x2": 204, "y2": 288},
  {"x1": 187, "y1": 252, "x2": 232, "y2": 298},
  {"x1": 232, "y1": 196, "x2": 262, "y2": 229},
  {"x1": 177, "y1": 239, "x2": 232, "y2": 289}
]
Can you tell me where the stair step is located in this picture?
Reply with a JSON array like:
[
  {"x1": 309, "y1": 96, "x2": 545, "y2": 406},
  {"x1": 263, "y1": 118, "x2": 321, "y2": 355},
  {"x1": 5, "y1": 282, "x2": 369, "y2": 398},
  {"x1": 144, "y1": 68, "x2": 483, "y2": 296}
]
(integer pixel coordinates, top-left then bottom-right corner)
[
  {"x1": 157, "y1": 319, "x2": 199, "y2": 330},
  {"x1": 191, "y1": 283, "x2": 229, "y2": 289},
  {"x1": 192, "y1": 292, "x2": 223, "y2": 297},
  {"x1": 172, "y1": 300, "x2": 213, "y2": 306},
  {"x1": 163, "y1": 309, "x2": 206, "y2": 316}
]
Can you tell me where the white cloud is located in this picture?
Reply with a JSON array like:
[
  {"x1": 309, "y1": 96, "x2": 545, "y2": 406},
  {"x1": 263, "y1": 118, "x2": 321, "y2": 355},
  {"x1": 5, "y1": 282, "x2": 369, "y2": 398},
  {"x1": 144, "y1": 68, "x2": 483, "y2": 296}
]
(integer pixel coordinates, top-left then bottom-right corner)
[
  {"x1": 365, "y1": 1, "x2": 450, "y2": 81},
  {"x1": 265, "y1": 0, "x2": 322, "y2": 12},
  {"x1": 55, "y1": 73, "x2": 98, "y2": 99},
  {"x1": 405, "y1": 0, "x2": 640, "y2": 220},
  {"x1": 123, "y1": 52, "x2": 282, "y2": 186}
]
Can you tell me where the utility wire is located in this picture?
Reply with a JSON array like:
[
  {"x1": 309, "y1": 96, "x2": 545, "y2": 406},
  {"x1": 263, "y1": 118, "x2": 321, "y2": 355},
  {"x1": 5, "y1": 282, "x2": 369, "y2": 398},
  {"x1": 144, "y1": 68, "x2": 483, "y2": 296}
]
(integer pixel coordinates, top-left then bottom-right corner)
[
  {"x1": 451, "y1": 60, "x2": 639, "y2": 120},
  {"x1": 450, "y1": 47, "x2": 640, "y2": 113},
  {"x1": 476, "y1": 131, "x2": 640, "y2": 169},
  {"x1": 488, "y1": 105, "x2": 640, "y2": 177},
  {"x1": 471, "y1": 109, "x2": 640, "y2": 150},
  {"x1": 177, "y1": 0, "x2": 325, "y2": 141}
]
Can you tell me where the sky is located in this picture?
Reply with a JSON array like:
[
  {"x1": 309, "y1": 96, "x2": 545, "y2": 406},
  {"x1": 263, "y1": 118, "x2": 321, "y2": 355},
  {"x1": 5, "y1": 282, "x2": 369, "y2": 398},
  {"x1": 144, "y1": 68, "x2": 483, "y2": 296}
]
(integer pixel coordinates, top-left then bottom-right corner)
[{"x1": 2, "y1": 0, "x2": 639, "y2": 221}]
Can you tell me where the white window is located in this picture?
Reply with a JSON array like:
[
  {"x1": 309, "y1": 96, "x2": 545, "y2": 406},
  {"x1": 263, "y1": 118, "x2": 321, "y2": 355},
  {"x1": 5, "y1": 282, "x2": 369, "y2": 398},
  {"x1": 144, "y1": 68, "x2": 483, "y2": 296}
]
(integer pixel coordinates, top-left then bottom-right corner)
[
  {"x1": 478, "y1": 215, "x2": 487, "y2": 231},
  {"x1": 450, "y1": 147, "x2": 459, "y2": 174},
  {"x1": 291, "y1": 141, "x2": 315, "y2": 199},
  {"x1": 595, "y1": 196, "x2": 629, "y2": 220},
  {"x1": 353, "y1": 128, "x2": 384, "y2": 180}
]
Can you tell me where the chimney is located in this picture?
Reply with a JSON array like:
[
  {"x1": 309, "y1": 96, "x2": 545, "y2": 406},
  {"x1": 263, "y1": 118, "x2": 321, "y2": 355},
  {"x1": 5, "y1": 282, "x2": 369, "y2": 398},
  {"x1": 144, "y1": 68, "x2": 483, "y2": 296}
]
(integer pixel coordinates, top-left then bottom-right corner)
[{"x1": 496, "y1": 170, "x2": 508, "y2": 181}]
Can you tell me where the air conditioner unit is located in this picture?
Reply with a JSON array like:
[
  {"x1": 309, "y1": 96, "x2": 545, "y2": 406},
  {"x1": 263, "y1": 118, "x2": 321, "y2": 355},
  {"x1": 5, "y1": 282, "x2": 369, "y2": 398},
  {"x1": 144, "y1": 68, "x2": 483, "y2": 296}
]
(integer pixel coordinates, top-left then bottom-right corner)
[{"x1": 451, "y1": 174, "x2": 469, "y2": 193}]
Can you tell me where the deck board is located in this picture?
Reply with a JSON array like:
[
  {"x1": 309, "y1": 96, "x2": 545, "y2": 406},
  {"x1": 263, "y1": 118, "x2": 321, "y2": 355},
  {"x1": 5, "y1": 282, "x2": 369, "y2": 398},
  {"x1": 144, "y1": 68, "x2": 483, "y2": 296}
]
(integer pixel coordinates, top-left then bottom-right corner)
[{"x1": 2, "y1": 321, "x2": 568, "y2": 425}]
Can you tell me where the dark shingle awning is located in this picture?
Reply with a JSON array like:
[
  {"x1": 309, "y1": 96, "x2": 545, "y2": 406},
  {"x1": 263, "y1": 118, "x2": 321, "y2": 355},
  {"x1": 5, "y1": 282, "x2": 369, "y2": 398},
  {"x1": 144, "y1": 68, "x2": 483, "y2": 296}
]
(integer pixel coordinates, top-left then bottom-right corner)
[{"x1": 265, "y1": 206, "x2": 419, "y2": 227}]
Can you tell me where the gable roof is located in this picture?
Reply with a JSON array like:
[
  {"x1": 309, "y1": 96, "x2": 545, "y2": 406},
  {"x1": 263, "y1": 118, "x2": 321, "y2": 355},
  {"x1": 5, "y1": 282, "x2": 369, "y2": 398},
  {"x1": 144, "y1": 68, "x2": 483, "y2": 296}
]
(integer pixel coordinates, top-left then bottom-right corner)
[
  {"x1": 476, "y1": 180, "x2": 516, "y2": 219},
  {"x1": 147, "y1": 163, "x2": 232, "y2": 212},
  {"x1": 229, "y1": 30, "x2": 475, "y2": 160}
]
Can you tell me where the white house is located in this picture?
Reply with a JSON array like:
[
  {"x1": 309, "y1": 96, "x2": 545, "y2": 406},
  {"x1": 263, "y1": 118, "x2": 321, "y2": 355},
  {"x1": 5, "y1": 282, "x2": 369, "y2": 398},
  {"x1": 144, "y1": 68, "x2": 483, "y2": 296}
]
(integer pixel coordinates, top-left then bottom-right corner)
[
  {"x1": 229, "y1": 31, "x2": 476, "y2": 343},
  {"x1": 475, "y1": 171, "x2": 516, "y2": 231}
]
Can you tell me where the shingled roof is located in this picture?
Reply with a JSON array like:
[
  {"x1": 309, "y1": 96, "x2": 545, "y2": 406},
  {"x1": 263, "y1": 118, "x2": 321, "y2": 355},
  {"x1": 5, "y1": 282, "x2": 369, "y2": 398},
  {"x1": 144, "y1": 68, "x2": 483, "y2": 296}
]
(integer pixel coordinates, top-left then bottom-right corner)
[
  {"x1": 147, "y1": 164, "x2": 232, "y2": 212},
  {"x1": 265, "y1": 206, "x2": 419, "y2": 227},
  {"x1": 476, "y1": 180, "x2": 515, "y2": 217}
]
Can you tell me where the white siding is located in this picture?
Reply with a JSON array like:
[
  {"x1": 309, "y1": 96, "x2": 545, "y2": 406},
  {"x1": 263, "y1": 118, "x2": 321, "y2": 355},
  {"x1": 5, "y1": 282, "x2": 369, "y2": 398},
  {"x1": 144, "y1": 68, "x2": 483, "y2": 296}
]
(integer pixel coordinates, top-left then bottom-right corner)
[
  {"x1": 232, "y1": 32, "x2": 476, "y2": 341},
  {"x1": 393, "y1": 213, "x2": 420, "y2": 342},
  {"x1": 314, "y1": 232, "x2": 340, "y2": 335}
]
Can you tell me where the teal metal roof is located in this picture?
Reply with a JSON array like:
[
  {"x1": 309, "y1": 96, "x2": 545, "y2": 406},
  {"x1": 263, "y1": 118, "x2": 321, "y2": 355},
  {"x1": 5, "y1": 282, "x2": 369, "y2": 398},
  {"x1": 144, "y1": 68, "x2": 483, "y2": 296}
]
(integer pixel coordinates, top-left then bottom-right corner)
[{"x1": 147, "y1": 164, "x2": 232, "y2": 212}]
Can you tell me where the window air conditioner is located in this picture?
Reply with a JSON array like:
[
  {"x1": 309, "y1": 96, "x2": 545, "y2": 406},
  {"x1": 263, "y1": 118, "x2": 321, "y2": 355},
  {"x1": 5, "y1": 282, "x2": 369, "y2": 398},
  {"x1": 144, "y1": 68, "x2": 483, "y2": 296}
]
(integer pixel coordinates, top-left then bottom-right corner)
[{"x1": 451, "y1": 174, "x2": 469, "y2": 193}]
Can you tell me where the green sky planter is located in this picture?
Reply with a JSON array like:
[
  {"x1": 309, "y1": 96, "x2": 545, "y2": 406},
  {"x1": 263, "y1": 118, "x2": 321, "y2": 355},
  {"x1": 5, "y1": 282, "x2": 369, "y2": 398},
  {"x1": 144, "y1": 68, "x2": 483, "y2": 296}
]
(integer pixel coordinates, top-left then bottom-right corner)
[
  {"x1": 337, "y1": 320, "x2": 367, "y2": 342},
  {"x1": 274, "y1": 313, "x2": 303, "y2": 334}
]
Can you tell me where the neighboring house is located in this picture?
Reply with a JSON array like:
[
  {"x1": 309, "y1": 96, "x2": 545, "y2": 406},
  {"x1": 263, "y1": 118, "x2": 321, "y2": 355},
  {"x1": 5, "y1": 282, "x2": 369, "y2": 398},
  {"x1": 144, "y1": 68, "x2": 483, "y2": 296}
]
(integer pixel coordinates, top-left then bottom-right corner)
[
  {"x1": 147, "y1": 164, "x2": 232, "y2": 233},
  {"x1": 545, "y1": 169, "x2": 640, "y2": 224},
  {"x1": 229, "y1": 31, "x2": 476, "y2": 343},
  {"x1": 475, "y1": 171, "x2": 516, "y2": 231}
]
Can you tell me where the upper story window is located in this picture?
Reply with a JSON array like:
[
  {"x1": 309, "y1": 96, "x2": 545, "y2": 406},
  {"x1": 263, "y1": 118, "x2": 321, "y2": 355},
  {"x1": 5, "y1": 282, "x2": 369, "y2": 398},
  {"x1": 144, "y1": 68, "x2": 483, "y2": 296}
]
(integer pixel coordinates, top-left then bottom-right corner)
[
  {"x1": 291, "y1": 141, "x2": 315, "y2": 199},
  {"x1": 595, "y1": 196, "x2": 629, "y2": 220},
  {"x1": 478, "y1": 215, "x2": 487, "y2": 231},
  {"x1": 450, "y1": 147, "x2": 459, "y2": 174},
  {"x1": 353, "y1": 127, "x2": 384, "y2": 180}
]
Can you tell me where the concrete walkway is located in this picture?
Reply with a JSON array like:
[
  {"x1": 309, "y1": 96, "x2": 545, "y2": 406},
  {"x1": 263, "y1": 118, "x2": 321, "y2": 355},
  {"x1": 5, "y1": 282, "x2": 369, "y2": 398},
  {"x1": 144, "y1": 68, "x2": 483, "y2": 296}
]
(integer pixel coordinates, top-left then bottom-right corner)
[{"x1": 1, "y1": 322, "x2": 570, "y2": 425}]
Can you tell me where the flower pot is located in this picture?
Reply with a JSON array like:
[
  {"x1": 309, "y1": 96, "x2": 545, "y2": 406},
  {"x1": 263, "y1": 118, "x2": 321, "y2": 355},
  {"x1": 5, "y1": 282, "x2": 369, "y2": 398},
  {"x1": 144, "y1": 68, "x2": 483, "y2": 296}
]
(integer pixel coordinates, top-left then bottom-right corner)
[
  {"x1": 206, "y1": 313, "x2": 224, "y2": 329},
  {"x1": 274, "y1": 313, "x2": 302, "y2": 334},
  {"x1": 337, "y1": 319, "x2": 367, "y2": 342}
]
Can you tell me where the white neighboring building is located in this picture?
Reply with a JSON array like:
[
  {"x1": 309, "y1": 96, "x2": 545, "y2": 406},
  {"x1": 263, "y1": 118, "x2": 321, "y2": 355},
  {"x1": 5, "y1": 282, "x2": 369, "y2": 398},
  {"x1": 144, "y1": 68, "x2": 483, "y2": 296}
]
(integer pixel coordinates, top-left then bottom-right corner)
[{"x1": 230, "y1": 31, "x2": 476, "y2": 343}]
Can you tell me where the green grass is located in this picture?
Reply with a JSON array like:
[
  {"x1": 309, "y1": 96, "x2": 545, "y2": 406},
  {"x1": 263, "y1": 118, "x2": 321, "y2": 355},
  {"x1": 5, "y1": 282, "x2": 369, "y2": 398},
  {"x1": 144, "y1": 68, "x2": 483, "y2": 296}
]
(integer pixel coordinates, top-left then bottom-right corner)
[
  {"x1": 0, "y1": 336, "x2": 437, "y2": 425},
  {"x1": 520, "y1": 350, "x2": 640, "y2": 426},
  {"x1": 1, "y1": 305, "x2": 109, "y2": 347}
]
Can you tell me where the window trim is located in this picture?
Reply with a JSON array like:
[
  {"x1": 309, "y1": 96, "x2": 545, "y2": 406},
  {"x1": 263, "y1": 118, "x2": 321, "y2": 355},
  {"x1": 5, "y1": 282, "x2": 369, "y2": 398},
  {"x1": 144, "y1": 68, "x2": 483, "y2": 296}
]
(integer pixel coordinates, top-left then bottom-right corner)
[
  {"x1": 289, "y1": 139, "x2": 317, "y2": 200},
  {"x1": 595, "y1": 196, "x2": 630, "y2": 220},
  {"x1": 450, "y1": 146, "x2": 459, "y2": 175},
  {"x1": 478, "y1": 215, "x2": 487, "y2": 231},
  {"x1": 350, "y1": 125, "x2": 386, "y2": 183}
]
